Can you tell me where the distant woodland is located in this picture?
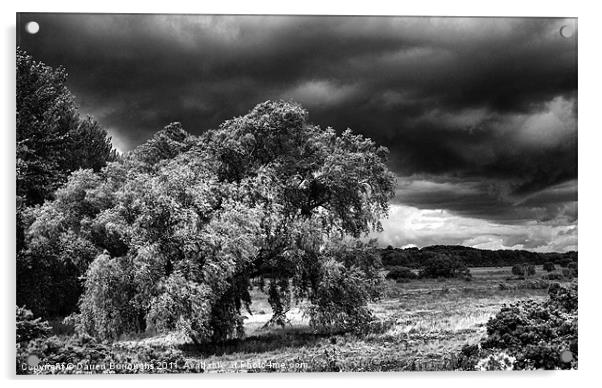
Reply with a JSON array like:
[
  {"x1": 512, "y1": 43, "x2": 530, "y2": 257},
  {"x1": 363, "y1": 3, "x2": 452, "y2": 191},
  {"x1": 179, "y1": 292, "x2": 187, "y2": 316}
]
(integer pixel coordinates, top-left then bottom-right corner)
[{"x1": 379, "y1": 245, "x2": 577, "y2": 268}]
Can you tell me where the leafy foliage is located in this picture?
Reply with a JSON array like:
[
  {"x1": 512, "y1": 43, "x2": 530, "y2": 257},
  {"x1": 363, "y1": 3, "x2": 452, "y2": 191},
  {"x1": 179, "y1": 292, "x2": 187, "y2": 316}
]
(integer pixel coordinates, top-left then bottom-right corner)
[
  {"x1": 524, "y1": 264, "x2": 536, "y2": 277},
  {"x1": 17, "y1": 48, "x2": 114, "y2": 208},
  {"x1": 27, "y1": 100, "x2": 395, "y2": 344},
  {"x1": 568, "y1": 262, "x2": 578, "y2": 276},
  {"x1": 16, "y1": 306, "x2": 51, "y2": 344},
  {"x1": 381, "y1": 245, "x2": 577, "y2": 268},
  {"x1": 16, "y1": 306, "x2": 51, "y2": 374},
  {"x1": 17, "y1": 334, "x2": 194, "y2": 374},
  {"x1": 385, "y1": 266, "x2": 417, "y2": 282},
  {"x1": 543, "y1": 262, "x2": 556, "y2": 272},
  {"x1": 459, "y1": 282, "x2": 578, "y2": 370},
  {"x1": 16, "y1": 49, "x2": 116, "y2": 316},
  {"x1": 306, "y1": 242, "x2": 384, "y2": 333},
  {"x1": 511, "y1": 263, "x2": 536, "y2": 279},
  {"x1": 419, "y1": 254, "x2": 471, "y2": 280}
]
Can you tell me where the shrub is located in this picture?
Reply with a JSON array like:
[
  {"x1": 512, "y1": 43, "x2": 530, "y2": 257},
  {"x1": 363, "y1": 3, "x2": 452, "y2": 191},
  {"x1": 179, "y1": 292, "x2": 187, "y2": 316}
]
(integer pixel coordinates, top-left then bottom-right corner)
[
  {"x1": 568, "y1": 262, "x2": 578, "y2": 276},
  {"x1": 16, "y1": 306, "x2": 51, "y2": 344},
  {"x1": 511, "y1": 263, "x2": 535, "y2": 279},
  {"x1": 419, "y1": 254, "x2": 471, "y2": 279},
  {"x1": 548, "y1": 281, "x2": 578, "y2": 311},
  {"x1": 561, "y1": 268, "x2": 576, "y2": 279},
  {"x1": 543, "y1": 262, "x2": 556, "y2": 272},
  {"x1": 511, "y1": 264, "x2": 524, "y2": 277},
  {"x1": 17, "y1": 334, "x2": 194, "y2": 374},
  {"x1": 16, "y1": 306, "x2": 51, "y2": 374},
  {"x1": 475, "y1": 352, "x2": 516, "y2": 371},
  {"x1": 456, "y1": 344, "x2": 512, "y2": 371},
  {"x1": 385, "y1": 266, "x2": 417, "y2": 281},
  {"x1": 459, "y1": 282, "x2": 577, "y2": 370}
]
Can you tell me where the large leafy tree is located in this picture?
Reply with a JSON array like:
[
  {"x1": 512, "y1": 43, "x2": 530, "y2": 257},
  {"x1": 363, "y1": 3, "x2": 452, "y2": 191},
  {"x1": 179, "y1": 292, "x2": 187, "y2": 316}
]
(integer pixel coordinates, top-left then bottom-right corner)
[
  {"x1": 16, "y1": 48, "x2": 116, "y2": 316},
  {"x1": 26, "y1": 100, "x2": 396, "y2": 343},
  {"x1": 16, "y1": 48, "x2": 115, "y2": 209}
]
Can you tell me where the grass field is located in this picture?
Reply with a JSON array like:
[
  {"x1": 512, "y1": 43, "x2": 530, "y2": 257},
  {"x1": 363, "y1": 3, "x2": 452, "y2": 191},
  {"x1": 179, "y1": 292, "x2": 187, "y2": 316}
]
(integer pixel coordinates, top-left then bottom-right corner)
[{"x1": 103, "y1": 265, "x2": 565, "y2": 372}]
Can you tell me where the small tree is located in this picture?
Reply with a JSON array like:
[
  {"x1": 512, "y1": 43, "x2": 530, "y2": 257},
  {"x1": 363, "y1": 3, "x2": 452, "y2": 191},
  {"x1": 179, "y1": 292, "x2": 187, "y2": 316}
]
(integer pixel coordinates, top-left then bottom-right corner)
[
  {"x1": 543, "y1": 262, "x2": 556, "y2": 272},
  {"x1": 511, "y1": 264, "x2": 525, "y2": 277},
  {"x1": 512, "y1": 264, "x2": 535, "y2": 279},
  {"x1": 419, "y1": 254, "x2": 471, "y2": 279}
]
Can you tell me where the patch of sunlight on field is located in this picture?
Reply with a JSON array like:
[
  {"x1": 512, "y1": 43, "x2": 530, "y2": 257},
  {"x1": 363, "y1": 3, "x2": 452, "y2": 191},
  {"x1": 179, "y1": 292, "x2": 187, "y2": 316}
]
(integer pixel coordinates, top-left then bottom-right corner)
[
  {"x1": 119, "y1": 331, "x2": 190, "y2": 348},
  {"x1": 390, "y1": 311, "x2": 490, "y2": 336}
]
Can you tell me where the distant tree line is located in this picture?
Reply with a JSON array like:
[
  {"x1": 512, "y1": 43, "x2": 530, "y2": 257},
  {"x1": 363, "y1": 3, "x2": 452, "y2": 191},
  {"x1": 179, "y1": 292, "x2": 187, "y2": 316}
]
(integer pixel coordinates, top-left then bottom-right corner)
[
  {"x1": 385, "y1": 254, "x2": 473, "y2": 283},
  {"x1": 380, "y1": 245, "x2": 577, "y2": 269}
]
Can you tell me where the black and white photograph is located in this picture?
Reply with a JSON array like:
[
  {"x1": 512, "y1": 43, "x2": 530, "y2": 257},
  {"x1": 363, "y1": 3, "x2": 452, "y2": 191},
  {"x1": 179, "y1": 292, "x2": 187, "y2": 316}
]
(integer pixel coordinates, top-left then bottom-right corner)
[{"x1": 14, "y1": 12, "x2": 578, "y2": 374}]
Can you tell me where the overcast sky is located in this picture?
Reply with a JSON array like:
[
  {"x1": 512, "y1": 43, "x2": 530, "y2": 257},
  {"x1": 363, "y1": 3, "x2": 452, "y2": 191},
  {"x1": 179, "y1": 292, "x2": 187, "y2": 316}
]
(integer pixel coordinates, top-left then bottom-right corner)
[{"x1": 17, "y1": 14, "x2": 578, "y2": 252}]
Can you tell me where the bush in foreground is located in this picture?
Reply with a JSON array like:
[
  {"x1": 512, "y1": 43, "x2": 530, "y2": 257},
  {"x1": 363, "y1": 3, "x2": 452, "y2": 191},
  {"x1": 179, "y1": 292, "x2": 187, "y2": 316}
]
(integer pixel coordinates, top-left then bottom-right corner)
[
  {"x1": 458, "y1": 282, "x2": 577, "y2": 370},
  {"x1": 16, "y1": 306, "x2": 51, "y2": 344},
  {"x1": 16, "y1": 307, "x2": 196, "y2": 375},
  {"x1": 17, "y1": 334, "x2": 196, "y2": 375}
]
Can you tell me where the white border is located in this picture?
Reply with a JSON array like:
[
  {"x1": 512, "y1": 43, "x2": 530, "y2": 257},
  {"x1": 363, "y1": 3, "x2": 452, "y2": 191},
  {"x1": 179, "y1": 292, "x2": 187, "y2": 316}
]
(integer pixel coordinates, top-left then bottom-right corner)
[{"x1": 2, "y1": 1, "x2": 600, "y2": 387}]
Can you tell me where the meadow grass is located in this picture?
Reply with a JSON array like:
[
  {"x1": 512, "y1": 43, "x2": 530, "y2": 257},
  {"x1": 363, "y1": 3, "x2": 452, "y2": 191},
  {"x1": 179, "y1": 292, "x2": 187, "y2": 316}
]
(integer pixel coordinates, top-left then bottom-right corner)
[{"x1": 103, "y1": 266, "x2": 563, "y2": 372}]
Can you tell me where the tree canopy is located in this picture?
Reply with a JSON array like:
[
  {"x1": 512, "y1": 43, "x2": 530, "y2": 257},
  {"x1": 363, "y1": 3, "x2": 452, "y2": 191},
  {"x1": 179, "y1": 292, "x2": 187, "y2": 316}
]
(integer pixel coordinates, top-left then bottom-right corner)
[
  {"x1": 16, "y1": 48, "x2": 116, "y2": 315},
  {"x1": 17, "y1": 48, "x2": 116, "y2": 209},
  {"x1": 24, "y1": 100, "x2": 396, "y2": 343}
]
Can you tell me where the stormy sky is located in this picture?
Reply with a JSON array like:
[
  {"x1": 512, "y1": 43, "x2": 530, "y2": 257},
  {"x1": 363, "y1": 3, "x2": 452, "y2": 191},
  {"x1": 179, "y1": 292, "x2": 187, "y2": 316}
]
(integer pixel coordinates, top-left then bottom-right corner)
[{"x1": 17, "y1": 14, "x2": 578, "y2": 252}]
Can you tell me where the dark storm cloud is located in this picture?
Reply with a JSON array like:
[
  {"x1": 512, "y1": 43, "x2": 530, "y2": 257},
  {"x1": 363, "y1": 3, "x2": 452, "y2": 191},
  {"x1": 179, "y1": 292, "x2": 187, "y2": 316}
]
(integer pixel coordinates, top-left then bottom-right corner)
[
  {"x1": 17, "y1": 14, "x2": 577, "y2": 249},
  {"x1": 394, "y1": 177, "x2": 577, "y2": 223}
]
